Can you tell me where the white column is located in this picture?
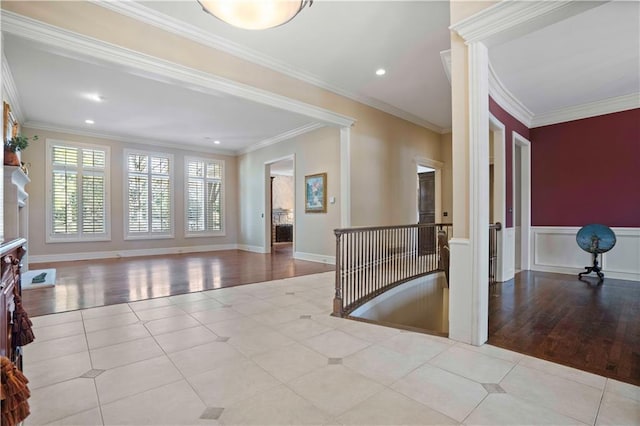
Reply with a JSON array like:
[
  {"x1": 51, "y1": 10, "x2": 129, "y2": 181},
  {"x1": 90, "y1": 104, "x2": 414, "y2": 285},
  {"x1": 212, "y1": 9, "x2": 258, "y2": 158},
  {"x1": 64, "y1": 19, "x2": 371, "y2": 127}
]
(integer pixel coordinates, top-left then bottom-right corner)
[{"x1": 449, "y1": 41, "x2": 490, "y2": 345}]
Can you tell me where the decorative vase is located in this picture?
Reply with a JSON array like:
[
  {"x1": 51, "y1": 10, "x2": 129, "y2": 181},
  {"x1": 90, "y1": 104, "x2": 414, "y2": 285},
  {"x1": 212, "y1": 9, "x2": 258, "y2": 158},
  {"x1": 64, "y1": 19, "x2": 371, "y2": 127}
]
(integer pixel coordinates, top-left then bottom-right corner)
[{"x1": 4, "y1": 150, "x2": 20, "y2": 166}]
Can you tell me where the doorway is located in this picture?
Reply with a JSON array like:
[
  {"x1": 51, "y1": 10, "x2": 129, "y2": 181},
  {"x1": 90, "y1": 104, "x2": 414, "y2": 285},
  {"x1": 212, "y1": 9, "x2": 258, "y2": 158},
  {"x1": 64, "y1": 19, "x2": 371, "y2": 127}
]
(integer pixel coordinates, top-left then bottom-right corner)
[
  {"x1": 418, "y1": 166, "x2": 436, "y2": 255},
  {"x1": 269, "y1": 157, "x2": 295, "y2": 253},
  {"x1": 513, "y1": 132, "x2": 531, "y2": 272}
]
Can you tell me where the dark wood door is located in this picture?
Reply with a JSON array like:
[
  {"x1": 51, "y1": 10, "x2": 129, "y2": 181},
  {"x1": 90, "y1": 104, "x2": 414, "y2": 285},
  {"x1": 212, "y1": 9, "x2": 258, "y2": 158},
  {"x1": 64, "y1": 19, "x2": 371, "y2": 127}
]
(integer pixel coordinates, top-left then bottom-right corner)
[{"x1": 418, "y1": 171, "x2": 436, "y2": 255}]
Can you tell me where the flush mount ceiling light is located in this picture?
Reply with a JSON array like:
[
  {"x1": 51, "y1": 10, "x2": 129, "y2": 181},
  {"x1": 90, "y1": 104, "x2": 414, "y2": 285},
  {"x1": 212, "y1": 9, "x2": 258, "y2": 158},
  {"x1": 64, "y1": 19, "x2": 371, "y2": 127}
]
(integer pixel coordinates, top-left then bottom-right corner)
[
  {"x1": 85, "y1": 93, "x2": 104, "y2": 102},
  {"x1": 198, "y1": 0, "x2": 313, "y2": 30},
  {"x1": 375, "y1": 68, "x2": 386, "y2": 76},
  {"x1": 85, "y1": 119, "x2": 95, "y2": 124}
]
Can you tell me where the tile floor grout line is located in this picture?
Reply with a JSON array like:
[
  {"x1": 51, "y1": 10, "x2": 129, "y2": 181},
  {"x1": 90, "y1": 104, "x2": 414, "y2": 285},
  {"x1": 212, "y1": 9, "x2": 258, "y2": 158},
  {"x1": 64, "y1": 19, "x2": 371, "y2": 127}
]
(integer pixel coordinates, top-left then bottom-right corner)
[
  {"x1": 593, "y1": 378, "x2": 608, "y2": 426},
  {"x1": 461, "y1": 392, "x2": 490, "y2": 424},
  {"x1": 142, "y1": 315, "x2": 219, "y2": 411},
  {"x1": 91, "y1": 376, "x2": 107, "y2": 426},
  {"x1": 513, "y1": 359, "x2": 608, "y2": 392}
]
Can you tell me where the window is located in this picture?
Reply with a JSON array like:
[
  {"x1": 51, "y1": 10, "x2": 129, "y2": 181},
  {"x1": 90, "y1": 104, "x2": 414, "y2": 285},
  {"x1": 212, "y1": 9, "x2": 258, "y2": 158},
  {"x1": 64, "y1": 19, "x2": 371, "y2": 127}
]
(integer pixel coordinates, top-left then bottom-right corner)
[
  {"x1": 185, "y1": 157, "x2": 224, "y2": 236},
  {"x1": 125, "y1": 150, "x2": 173, "y2": 239},
  {"x1": 46, "y1": 140, "x2": 110, "y2": 242}
]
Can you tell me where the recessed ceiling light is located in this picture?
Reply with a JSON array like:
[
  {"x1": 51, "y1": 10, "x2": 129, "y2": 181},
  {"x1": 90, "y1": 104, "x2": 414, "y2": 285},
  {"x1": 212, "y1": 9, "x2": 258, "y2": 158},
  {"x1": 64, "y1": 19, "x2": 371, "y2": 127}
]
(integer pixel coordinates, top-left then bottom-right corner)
[
  {"x1": 85, "y1": 94, "x2": 104, "y2": 102},
  {"x1": 375, "y1": 68, "x2": 386, "y2": 76},
  {"x1": 85, "y1": 119, "x2": 95, "y2": 124},
  {"x1": 214, "y1": 140, "x2": 221, "y2": 145}
]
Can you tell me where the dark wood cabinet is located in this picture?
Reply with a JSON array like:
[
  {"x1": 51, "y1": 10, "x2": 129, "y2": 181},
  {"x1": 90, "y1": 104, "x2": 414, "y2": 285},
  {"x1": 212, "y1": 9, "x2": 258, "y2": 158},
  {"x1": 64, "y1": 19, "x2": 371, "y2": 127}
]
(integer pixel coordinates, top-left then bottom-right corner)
[{"x1": 0, "y1": 238, "x2": 26, "y2": 369}]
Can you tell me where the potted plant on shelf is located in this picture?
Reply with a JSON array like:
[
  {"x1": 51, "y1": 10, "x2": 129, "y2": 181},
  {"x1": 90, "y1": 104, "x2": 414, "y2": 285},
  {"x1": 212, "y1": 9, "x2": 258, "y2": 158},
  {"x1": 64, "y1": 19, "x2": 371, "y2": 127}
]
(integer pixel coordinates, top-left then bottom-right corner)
[{"x1": 4, "y1": 135, "x2": 38, "y2": 166}]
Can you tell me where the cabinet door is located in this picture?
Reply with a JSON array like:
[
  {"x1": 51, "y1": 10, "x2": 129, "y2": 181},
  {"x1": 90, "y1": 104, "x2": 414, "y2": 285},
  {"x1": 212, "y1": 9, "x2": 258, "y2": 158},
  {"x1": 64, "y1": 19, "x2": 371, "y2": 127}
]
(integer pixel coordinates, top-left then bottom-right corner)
[{"x1": 0, "y1": 265, "x2": 16, "y2": 359}]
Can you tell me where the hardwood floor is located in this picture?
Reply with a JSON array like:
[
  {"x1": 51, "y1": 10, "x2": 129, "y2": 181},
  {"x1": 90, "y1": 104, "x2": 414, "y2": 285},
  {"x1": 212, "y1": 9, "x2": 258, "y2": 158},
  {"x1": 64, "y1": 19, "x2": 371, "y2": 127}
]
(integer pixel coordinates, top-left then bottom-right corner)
[
  {"x1": 22, "y1": 248, "x2": 639, "y2": 385},
  {"x1": 489, "y1": 270, "x2": 640, "y2": 386},
  {"x1": 22, "y1": 244, "x2": 334, "y2": 317}
]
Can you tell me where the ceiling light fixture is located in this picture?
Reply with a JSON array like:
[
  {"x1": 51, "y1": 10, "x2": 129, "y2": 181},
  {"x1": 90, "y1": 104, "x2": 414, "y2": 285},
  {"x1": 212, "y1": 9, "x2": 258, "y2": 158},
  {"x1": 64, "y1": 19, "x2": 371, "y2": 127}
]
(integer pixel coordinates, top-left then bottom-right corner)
[
  {"x1": 85, "y1": 119, "x2": 95, "y2": 124},
  {"x1": 85, "y1": 94, "x2": 104, "y2": 102},
  {"x1": 198, "y1": 0, "x2": 313, "y2": 30},
  {"x1": 376, "y1": 68, "x2": 386, "y2": 76},
  {"x1": 214, "y1": 140, "x2": 221, "y2": 145}
]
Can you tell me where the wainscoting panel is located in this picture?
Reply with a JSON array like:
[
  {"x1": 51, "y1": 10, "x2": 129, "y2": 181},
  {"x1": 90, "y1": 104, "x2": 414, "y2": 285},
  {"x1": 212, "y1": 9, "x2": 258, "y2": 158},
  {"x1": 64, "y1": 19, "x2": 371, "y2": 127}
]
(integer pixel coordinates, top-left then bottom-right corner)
[{"x1": 531, "y1": 227, "x2": 640, "y2": 281}]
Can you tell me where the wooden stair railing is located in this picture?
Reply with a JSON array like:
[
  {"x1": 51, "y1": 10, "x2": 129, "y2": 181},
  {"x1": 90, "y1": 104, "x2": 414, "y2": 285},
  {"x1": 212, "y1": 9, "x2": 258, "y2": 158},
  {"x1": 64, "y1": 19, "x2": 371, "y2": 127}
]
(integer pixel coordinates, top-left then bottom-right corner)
[{"x1": 333, "y1": 223, "x2": 452, "y2": 317}]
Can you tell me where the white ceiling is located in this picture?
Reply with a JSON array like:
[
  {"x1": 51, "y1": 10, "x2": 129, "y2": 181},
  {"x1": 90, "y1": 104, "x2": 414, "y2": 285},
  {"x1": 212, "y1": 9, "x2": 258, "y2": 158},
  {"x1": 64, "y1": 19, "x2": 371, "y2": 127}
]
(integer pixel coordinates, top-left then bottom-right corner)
[
  {"x1": 136, "y1": 0, "x2": 453, "y2": 130},
  {"x1": 3, "y1": 34, "x2": 316, "y2": 154},
  {"x1": 3, "y1": 0, "x2": 638, "y2": 154},
  {"x1": 489, "y1": 0, "x2": 640, "y2": 115}
]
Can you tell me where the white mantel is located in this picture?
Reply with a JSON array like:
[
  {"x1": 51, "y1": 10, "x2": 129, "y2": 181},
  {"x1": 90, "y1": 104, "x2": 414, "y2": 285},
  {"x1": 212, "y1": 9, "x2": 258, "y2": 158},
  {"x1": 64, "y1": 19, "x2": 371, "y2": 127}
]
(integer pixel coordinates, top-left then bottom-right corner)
[{"x1": 3, "y1": 165, "x2": 30, "y2": 269}]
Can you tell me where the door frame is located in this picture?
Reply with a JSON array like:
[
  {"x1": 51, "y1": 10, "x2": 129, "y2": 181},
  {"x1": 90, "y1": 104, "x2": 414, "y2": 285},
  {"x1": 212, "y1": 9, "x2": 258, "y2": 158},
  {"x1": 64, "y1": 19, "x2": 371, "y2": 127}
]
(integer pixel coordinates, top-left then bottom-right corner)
[
  {"x1": 414, "y1": 157, "x2": 443, "y2": 223},
  {"x1": 512, "y1": 132, "x2": 532, "y2": 271},
  {"x1": 489, "y1": 113, "x2": 510, "y2": 281},
  {"x1": 263, "y1": 154, "x2": 295, "y2": 254}
]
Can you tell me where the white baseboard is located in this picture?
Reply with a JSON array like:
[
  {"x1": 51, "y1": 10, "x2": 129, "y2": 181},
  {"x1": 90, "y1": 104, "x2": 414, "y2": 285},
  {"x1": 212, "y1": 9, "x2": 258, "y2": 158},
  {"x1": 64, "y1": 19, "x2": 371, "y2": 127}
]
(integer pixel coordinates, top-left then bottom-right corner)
[
  {"x1": 237, "y1": 244, "x2": 269, "y2": 254},
  {"x1": 294, "y1": 251, "x2": 336, "y2": 265},
  {"x1": 29, "y1": 244, "x2": 238, "y2": 263},
  {"x1": 531, "y1": 226, "x2": 640, "y2": 282}
]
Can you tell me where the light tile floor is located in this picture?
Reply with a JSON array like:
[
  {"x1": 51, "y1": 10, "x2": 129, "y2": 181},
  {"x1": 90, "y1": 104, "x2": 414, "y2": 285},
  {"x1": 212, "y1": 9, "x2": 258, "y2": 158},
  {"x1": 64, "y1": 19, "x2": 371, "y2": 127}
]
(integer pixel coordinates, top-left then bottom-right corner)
[{"x1": 24, "y1": 272, "x2": 640, "y2": 425}]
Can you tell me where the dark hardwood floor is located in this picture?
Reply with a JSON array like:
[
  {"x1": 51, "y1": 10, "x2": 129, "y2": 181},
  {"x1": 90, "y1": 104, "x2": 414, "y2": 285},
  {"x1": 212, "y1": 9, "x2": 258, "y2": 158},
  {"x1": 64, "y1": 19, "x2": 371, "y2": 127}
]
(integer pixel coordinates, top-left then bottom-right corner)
[
  {"x1": 489, "y1": 270, "x2": 640, "y2": 386},
  {"x1": 22, "y1": 244, "x2": 334, "y2": 317}
]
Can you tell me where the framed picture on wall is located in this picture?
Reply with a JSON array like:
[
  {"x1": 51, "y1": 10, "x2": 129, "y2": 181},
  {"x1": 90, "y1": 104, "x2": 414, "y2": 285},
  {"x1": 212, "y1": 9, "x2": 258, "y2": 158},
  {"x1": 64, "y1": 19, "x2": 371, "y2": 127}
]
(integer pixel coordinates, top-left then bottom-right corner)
[
  {"x1": 305, "y1": 173, "x2": 327, "y2": 213},
  {"x1": 3, "y1": 102, "x2": 18, "y2": 144}
]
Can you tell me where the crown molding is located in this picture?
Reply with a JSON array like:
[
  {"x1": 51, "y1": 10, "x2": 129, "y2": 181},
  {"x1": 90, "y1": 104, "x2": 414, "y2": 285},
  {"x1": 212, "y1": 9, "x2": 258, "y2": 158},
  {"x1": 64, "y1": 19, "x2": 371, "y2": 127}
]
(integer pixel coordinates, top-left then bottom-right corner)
[
  {"x1": 238, "y1": 122, "x2": 325, "y2": 155},
  {"x1": 90, "y1": 0, "x2": 444, "y2": 133},
  {"x1": 1, "y1": 11, "x2": 356, "y2": 129},
  {"x1": 440, "y1": 49, "x2": 451, "y2": 84},
  {"x1": 1, "y1": 53, "x2": 25, "y2": 123},
  {"x1": 450, "y1": 1, "x2": 605, "y2": 46},
  {"x1": 531, "y1": 93, "x2": 640, "y2": 128},
  {"x1": 440, "y1": 47, "x2": 533, "y2": 127},
  {"x1": 488, "y1": 62, "x2": 534, "y2": 127},
  {"x1": 23, "y1": 121, "x2": 236, "y2": 155}
]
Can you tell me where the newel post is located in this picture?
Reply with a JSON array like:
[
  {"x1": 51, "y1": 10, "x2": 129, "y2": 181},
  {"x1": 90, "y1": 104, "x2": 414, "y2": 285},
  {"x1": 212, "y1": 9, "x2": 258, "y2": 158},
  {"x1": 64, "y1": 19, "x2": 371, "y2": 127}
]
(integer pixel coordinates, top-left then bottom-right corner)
[{"x1": 332, "y1": 229, "x2": 343, "y2": 317}]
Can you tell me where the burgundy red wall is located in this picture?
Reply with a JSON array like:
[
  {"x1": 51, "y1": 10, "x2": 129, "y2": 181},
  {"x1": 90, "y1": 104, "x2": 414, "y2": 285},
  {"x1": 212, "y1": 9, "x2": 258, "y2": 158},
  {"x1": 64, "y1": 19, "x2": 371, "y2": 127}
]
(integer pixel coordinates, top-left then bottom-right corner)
[
  {"x1": 530, "y1": 109, "x2": 640, "y2": 227},
  {"x1": 489, "y1": 98, "x2": 530, "y2": 228}
]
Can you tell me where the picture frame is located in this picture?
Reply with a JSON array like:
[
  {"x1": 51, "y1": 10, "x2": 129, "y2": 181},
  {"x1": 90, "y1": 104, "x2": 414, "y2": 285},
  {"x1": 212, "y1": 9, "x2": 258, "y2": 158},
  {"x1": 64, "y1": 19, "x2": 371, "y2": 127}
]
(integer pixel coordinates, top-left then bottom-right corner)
[
  {"x1": 3, "y1": 102, "x2": 17, "y2": 144},
  {"x1": 305, "y1": 173, "x2": 327, "y2": 213}
]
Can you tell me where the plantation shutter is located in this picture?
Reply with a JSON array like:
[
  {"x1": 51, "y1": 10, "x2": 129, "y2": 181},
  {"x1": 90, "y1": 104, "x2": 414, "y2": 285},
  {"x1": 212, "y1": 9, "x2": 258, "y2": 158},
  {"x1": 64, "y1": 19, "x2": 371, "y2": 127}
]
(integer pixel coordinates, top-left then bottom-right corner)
[
  {"x1": 49, "y1": 143, "x2": 108, "y2": 239},
  {"x1": 186, "y1": 159, "x2": 223, "y2": 233},
  {"x1": 126, "y1": 152, "x2": 172, "y2": 237}
]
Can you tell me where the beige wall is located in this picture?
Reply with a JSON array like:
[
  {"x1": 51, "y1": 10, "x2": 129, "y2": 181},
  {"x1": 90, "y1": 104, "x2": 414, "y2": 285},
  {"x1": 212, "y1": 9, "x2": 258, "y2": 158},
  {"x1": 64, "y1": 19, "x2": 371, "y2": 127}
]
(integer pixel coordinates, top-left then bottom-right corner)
[
  {"x1": 238, "y1": 127, "x2": 340, "y2": 257},
  {"x1": 440, "y1": 132, "x2": 453, "y2": 222},
  {"x1": 350, "y1": 117, "x2": 444, "y2": 226},
  {"x1": 21, "y1": 127, "x2": 238, "y2": 257},
  {"x1": 5, "y1": 1, "x2": 453, "y2": 259}
]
